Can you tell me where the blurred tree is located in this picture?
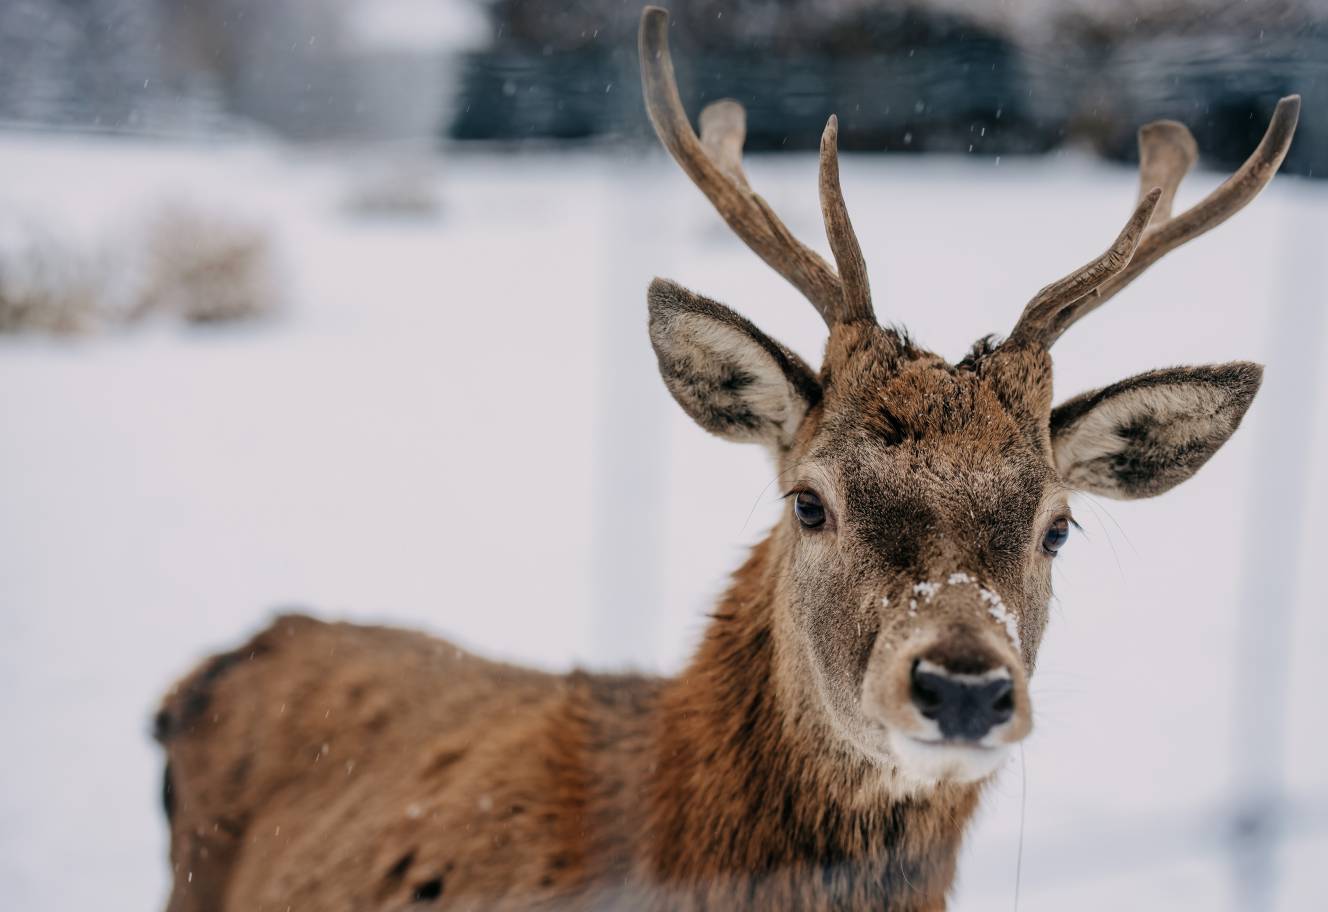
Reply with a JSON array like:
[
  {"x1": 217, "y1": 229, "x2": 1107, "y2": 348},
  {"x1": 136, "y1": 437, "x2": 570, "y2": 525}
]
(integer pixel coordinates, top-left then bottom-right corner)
[
  {"x1": 0, "y1": 0, "x2": 164, "y2": 129},
  {"x1": 451, "y1": 0, "x2": 1326, "y2": 175}
]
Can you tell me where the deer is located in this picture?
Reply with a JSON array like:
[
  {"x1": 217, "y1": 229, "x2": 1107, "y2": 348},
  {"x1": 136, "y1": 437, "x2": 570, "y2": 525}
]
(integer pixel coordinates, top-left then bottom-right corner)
[{"x1": 153, "y1": 7, "x2": 1300, "y2": 911}]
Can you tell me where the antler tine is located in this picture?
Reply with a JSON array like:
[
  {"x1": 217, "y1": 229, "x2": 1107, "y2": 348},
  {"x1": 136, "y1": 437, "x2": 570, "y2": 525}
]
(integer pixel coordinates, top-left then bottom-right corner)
[
  {"x1": 638, "y1": 6, "x2": 848, "y2": 325},
  {"x1": 1137, "y1": 119, "x2": 1199, "y2": 222},
  {"x1": 1046, "y1": 95, "x2": 1300, "y2": 343},
  {"x1": 1008, "y1": 188, "x2": 1161, "y2": 346},
  {"x1": 699, "y1": 100, "x2": 750, "y2": 189},
  {"x1": 819, "y1": 115, "x2": 874, "y2": 323}
]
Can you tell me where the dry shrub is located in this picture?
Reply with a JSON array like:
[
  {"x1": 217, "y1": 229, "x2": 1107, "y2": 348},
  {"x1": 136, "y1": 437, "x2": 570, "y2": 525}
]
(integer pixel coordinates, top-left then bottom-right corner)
[
  {"x1": 0, "y1": 220, "x2": 102, "y2": 335},
  {"x1": 341, "y1": 161, "x2": 441, "y2": 219},
  {"x1": 133, "y1": 206, "x2": 281, "y2": 326},
  {"x1": 0, "y1": 205, "x2": 281, "y2": 336}
]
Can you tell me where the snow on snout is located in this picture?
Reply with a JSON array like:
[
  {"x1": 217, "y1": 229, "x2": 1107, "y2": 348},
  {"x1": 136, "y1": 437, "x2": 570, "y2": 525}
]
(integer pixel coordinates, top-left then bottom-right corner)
[
  {"x1": 899, "y1": 573, "x2": 1022, "y2": 652},
  {"x1": 978, "y1": 588, "x2": 1021, "y2": 652}
]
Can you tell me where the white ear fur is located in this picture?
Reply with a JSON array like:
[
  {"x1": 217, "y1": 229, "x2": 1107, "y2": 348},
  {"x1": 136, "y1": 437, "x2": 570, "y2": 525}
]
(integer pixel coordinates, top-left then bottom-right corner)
[
  {"x1": 1050, "y1": 363, "x2": 1262, "y2": 499},
  {"x1": 648, "y1": 278, "x2": 820, "y2": 451}
]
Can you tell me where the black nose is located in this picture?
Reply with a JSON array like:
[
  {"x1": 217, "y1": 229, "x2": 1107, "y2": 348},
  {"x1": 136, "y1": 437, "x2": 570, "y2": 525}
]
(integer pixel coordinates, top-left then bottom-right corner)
[{"x1": 909, "y1": 659, "x2": 1015, "y2": 741}]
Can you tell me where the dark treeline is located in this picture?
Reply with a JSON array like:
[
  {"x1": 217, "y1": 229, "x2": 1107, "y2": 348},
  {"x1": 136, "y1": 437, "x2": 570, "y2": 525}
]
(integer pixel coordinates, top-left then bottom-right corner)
[
  {"x1": 0, "y1": 0, "x2": 1322, "y2": 176},
  {"x1": 453, "y1": 0, "x2": 1327, "y2": 177}
]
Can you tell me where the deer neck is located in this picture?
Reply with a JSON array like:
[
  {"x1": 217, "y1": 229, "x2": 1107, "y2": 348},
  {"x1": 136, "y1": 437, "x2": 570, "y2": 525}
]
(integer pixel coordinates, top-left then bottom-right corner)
[{"x1": 643, "y1": 534, "x2": 982, "y2": 907}]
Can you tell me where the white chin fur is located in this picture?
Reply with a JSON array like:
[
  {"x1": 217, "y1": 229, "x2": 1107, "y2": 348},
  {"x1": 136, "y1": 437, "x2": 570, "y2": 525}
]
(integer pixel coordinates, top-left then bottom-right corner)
[{"x1": 887, "y1": 730, "x2": 1011, "y2": 785}]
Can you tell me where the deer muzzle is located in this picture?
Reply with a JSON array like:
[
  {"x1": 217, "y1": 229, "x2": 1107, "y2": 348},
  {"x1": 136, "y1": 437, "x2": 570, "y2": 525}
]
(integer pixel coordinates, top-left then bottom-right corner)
[{"x1": 862, "y1": 606, "x2": 1032, "y2": 784}]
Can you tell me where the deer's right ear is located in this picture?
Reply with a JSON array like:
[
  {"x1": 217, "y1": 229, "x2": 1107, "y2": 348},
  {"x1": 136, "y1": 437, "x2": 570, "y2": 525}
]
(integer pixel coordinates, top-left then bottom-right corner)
[{"x1": 648, "y1": 278, "x2": 820, "y2": 451}]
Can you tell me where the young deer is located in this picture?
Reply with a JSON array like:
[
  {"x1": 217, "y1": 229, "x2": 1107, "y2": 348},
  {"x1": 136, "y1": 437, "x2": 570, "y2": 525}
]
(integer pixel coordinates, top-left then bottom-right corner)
[{"x1": 154, "y1": 8, "x2": 1300, "y2": 910}]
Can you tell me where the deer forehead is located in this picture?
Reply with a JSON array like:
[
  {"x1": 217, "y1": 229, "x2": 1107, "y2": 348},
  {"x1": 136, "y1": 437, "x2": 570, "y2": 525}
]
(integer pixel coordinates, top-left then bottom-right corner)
[{"x1": 809, "y1": 353, "x2": 1040, "y2": 464}]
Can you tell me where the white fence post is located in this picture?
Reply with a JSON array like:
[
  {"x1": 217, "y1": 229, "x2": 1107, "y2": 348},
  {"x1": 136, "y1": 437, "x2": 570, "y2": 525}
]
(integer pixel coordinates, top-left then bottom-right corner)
[
  {"x1": 588, "y1": 151, "x2": 674, "y2": 669},
  {"x1": 1228, "y1": 189, "x2": 1326, "y2": 910}
]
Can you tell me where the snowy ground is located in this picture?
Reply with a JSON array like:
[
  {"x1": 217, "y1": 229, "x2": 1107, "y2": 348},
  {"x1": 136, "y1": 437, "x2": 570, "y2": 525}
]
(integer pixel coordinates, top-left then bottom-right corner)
[{"x1": 1, "y1": 132, "x2": 1325, "y2": 910}]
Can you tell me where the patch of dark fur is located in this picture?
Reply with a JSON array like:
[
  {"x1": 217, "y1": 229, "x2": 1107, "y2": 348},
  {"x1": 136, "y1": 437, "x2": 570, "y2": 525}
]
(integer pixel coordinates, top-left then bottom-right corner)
[
  {"x1": 1106, "y1": 414, "x2": 1223, "y2": 496},
  {"x1": 876, "y1": 403, "x2": 909, "y2": 445},
  {"x1": 956, "y1": 334, "x2": 1001, "y2": 371},
  {"x1": 421, "y1": 748, "x2": 468, "y2": 779},
  {"x1": 374, "y1": 849, "x2": 419, "y2": 904},
  {"x1": 161, "y1": 763, "x2": 175, "y2": 821},
  {"x1": 228, "y1": 755, "x2": 252, "y2": 788},
  {"x1": 411, "y1": 876, "x2": 444, "y2": 902},
  {"x1": 156, "y1": 641, "x2": 272, "y2": 741},
  {"x1": 152, "y1": 707, "x2": 173, "y2": 743},
  {"x1": 720, "y1": 366, "x2": 755, "y2": 393},
  {"x1": 847, "y1": 484, "x2": 934, "y2": 573},
  {"x1": 386, "y1": 851, "x2": 415, "y2": 881},
  {"x1": 664, "y1": 357, "x2": 765, "y2": 435}
]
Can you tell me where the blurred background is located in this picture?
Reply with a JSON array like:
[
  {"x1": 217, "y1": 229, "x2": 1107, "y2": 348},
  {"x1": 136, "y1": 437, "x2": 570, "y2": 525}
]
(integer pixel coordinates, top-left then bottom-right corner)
[{"x1": 0, "y1": 1, "x2": 1325, "y2": 909}]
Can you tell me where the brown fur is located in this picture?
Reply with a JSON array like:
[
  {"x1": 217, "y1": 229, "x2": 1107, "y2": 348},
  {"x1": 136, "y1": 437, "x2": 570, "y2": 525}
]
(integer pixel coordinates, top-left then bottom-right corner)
[
  {"x1": 157, "y1": 291, "x2": 1261, "y2": 909},
  {"x1": 158, "y1": 544, "x2": 974, "y2": 911},
  {"x1": 156, "y1": 12, "x2": 1288, "y2": 904}
]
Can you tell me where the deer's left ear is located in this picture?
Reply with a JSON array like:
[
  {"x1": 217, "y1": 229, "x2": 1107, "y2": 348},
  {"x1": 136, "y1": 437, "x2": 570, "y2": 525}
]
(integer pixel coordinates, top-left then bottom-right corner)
[
  {"x1": 648, "y1": 278, "x2": 821, "y2": 451},
  {"x1": 1050, "y1": 363, "x2": 1263, "y2": 499}
]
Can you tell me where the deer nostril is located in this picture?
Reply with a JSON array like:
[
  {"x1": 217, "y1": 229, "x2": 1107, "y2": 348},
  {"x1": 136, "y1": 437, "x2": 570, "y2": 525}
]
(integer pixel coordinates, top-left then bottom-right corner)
[
  {"x1": 990, "y1": 679, "x2": 1015, "y2": 724},
  {"x1": 909, "y1": 661, "x2": 947, "y2": 719}
]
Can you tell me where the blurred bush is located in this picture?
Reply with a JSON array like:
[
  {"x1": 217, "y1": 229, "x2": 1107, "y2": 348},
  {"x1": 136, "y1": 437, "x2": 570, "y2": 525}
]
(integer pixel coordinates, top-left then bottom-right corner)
[
  {"x1": 130, "y1": 207, "x2": 281, "y2": 326},
  {"x1": 340, "y1": 159, "x2": 444, "y2": 219},
  {"x1": 0, "y1": 206, "x2": 280, "y2": 335},
  {"x1": 0, "y1": 220, "x2": 100, "y2": 334}
]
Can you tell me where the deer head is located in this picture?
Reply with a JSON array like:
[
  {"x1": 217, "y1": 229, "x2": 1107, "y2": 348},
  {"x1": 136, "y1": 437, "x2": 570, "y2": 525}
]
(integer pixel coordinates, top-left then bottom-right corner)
[{"x1": 640, "y1": 7, "x2": 1298, "y2": 787}]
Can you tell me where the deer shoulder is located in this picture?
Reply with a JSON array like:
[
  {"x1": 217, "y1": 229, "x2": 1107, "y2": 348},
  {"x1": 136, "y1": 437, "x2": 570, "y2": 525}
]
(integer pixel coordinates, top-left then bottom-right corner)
[{"x1": 157, "y1": 614, "x2": 665, "y2": 911}]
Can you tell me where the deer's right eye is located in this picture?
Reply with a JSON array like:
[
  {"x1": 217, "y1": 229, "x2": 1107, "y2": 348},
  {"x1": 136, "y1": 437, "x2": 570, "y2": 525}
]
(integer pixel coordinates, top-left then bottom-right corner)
[
  {"x1": 1042, "y1": 517, "x2": 1071, "y2": 555},
  {"x1": 793, "y1": 491, "x2": 827, "y2": 529}
]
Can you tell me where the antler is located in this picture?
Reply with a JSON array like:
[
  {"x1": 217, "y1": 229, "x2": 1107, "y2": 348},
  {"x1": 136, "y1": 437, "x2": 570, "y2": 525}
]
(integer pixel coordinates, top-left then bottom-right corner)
[
  {"x1": 1007, "y1": 189, "x2": 1162, "y2": 346},
  {"x1": 638, "y1": 6, "x2": 873, "y2": 326},
  {"x1": 1010, "y1": 95, "x2": 1301, "y2": 348}
]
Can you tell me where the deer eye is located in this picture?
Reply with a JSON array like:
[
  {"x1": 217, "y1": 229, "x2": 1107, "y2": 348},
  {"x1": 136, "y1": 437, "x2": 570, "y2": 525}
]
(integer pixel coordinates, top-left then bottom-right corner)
[
  {"x1": 793, "y1": 491, "x2": 826, "y2": 529},
  {"x1": 1042, "y1": 518, "x2": 1070, "y2": 555}
]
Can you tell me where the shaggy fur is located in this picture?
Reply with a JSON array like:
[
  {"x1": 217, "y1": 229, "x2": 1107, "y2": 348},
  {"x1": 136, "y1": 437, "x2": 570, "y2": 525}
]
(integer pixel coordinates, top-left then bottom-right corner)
[
  {"x1": 157, "y1": 279, "x2": 1261, "y2": 911},
  {"x1": 157, "y1": 552, "x2": 974, "y2": 911}
]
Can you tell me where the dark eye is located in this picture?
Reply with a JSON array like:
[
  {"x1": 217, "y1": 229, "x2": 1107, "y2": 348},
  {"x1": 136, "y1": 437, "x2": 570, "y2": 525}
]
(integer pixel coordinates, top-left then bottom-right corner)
[
  {"x1": 1042, "y1": 517, "x2": 1070, "y2": 555},
  {"x1": 793, "y1": 491, "x2": 826, "y2": 529}
]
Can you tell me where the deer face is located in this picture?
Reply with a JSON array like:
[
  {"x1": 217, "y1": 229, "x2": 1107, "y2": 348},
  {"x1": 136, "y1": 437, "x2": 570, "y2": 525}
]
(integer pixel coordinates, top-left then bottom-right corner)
[
  {"x1": 638, "y1": 5, "x2": 1292, "y2": 788},
  {"x1": 650, "y1": 281, "x2": 1261, "y2": 786},
  {"x1": 771, "y1": 328, "x2": 1057, "y2": 786}
]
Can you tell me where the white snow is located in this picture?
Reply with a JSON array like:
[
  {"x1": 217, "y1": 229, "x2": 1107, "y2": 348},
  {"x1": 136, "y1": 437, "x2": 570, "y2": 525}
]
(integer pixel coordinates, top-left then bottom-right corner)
[
  {"x1": 980, "y1": 587, "x2": 1022, "y2": 652},
  {"x1": 913, "y1": 580, "x2": 941, "y2": 601},
  {"x1": 1, "y1": 131, "x2": 1325, "y2": 911}
]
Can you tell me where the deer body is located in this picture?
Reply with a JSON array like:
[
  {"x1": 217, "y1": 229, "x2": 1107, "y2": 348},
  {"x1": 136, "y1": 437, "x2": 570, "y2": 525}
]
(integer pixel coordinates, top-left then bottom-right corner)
[
  {"x1": 159, "y1": 540, "x2": 978, "y2": 911},
  {"x1": 157, "y1": 8, "x2": 1299, "y2": 910}
]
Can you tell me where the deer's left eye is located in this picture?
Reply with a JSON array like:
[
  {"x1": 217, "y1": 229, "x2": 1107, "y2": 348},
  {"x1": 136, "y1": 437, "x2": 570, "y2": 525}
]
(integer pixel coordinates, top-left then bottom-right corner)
[
  {"x1": 1042, "y1": 518, "x2": 1070, "y2": 555},
  {"x1": 793, "y1": 491, "x2": 826, "y2": 528}
]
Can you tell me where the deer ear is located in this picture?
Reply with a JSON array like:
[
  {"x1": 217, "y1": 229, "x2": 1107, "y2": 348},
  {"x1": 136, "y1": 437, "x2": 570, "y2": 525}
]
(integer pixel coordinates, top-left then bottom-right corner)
[
  {"x1": 648, "y1": 278, "x2": 821, "y2": 451},
  {"x1": 1049, "y1": 363, "x2": 1262, "y2": 500}
]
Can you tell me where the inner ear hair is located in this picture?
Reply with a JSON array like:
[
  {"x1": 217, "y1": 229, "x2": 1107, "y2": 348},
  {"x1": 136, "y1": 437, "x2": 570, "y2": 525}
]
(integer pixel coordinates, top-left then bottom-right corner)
[
  {"x1": 648, "y1": 278, "x2": 821, "y2": 451},
  {"x1": 1049, "y1": 362, "x2": 1262, "y2": 500}
]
